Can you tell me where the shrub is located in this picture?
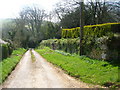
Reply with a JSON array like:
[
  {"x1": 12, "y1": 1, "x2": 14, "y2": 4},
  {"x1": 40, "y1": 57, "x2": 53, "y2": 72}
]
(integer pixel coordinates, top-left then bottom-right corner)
[
  {"x1": 0, "y1": 43, "x2": 13, "y2": 60},
  {"x1": 62, "y1": 23, "x2": 120, "y2": 38},
  {"x1": 1, "y1": 44, "x2": 9, "y2": 59}
]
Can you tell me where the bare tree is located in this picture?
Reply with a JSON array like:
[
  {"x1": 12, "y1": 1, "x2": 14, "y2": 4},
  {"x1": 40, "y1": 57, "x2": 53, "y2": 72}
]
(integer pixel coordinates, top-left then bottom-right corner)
[
  {"x1": 7, "y1": 6, "x2": 47, "y2": 48},
  {"x1": 20, "y1": 7, "x2": 46, "y2": 33},
  {"x1": 18, "y1": 6, "x2": 47, "y2": 44}
]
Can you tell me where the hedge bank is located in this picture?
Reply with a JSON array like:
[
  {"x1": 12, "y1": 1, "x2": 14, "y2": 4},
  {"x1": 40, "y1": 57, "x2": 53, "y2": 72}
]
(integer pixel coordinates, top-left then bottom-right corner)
[
  {"x1": 40, "y1": 23, "x2": 120, "y2": 61},
  {"x1": 0, "y1": 48, "x2": 26, "y2": 84}
]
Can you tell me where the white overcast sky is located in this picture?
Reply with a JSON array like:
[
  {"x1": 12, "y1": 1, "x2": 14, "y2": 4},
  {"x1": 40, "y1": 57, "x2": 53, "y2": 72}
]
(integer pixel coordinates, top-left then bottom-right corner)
[
  {"x1": 0, "y1": 0, "x2": 60, "y2": 19},
  {"x1": 0, "y1": 0, "x2": 119, "y2": 19}
]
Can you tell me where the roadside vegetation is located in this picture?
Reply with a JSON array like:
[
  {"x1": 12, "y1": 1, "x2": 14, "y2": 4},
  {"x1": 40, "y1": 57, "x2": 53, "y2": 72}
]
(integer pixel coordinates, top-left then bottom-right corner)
[
  {"x1": 30, "y1": 49, "x2": 36, "y2": 63},
  {"x1": 2, "y1": 1, "x2": 120, "y2": 49},
  {"x1": 0, "y1": 0, "x2": 120, "y2": 88},
  {"x1": 0, "y1": 39, "x2": 13, "y2": 60},
  {"x1": 36, "y1": 47, "x2": 119, "y2": 88},
  {"x1": 0, "y1": 48, "x2": 26, "y2": 84}
]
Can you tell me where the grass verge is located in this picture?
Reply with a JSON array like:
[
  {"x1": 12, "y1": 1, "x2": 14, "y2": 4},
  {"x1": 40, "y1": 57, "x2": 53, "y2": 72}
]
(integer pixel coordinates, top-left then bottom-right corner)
[
  {"x1": 0, "y1": 48, "x2": 26, "y2": 84},
  {"x1": 35, "y1": 47, "x2": 120, "y2": 88},
  {"x1": 30, "y1": 49, "x2": 36, "y2": 63}
]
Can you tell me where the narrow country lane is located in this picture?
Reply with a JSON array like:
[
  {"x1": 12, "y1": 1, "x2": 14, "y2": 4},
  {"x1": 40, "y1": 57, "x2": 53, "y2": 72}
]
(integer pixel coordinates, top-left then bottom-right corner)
[{"x1": 1, "y1": 49, "x2": 99, "y2": 88}]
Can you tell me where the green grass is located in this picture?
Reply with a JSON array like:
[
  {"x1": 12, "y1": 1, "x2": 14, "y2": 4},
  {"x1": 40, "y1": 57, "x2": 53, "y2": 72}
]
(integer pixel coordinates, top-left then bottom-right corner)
[
  {"x1": 0, "y1": 48, "x2": 26, "y2": 84},
  {"x1": 35, "y1": 47, "x2": 119, "y2": 88},
  {"x1": 30, "y1": 50, "x2": 36, "y2": 63}
]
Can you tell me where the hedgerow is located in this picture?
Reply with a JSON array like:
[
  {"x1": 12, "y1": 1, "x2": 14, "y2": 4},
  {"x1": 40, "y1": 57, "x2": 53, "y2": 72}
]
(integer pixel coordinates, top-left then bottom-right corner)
[
  {"x1": 62, "y1": 23, "x2": 120, "y2": 38},
  {"x1": 0, "y1": 43, "x2": 13, "y2": 60},
  {"x1": 40, "y1": 23, "x2": 120, "y2": 61}
]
